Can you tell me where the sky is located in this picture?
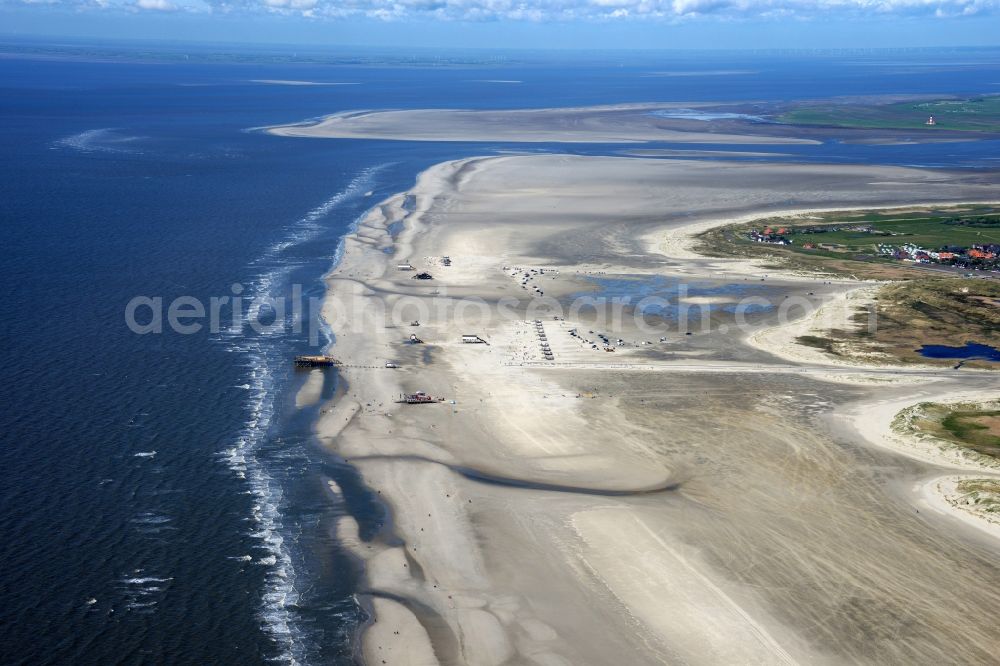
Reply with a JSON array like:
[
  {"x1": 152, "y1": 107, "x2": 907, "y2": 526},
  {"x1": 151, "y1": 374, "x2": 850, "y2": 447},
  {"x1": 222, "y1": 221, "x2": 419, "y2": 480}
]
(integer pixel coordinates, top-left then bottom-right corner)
[{"x1": 1, "y1": 0, "x2": 1000, "y2": 49}]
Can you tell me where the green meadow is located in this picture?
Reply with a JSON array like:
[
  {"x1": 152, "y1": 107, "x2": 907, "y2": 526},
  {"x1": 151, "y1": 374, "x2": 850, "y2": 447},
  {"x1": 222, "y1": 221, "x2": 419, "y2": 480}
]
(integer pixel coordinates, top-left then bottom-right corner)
[{"x1": 780, "y1": 96, "x2": 1000, "y2": 132}]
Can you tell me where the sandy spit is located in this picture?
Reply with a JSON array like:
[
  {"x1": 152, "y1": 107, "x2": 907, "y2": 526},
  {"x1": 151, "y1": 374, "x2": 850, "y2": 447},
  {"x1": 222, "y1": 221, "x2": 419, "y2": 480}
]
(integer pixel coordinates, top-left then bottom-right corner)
[{"x1": 266, "y1": 105, "x2": 821, "y2": 145}]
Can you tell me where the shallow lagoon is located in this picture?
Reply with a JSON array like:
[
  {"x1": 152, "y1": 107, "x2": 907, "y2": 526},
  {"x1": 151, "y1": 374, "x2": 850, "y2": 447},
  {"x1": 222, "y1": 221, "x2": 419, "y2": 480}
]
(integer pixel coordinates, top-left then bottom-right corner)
[{"x1": 918, "y1": 342, "x2": 1000, "y2": 362}]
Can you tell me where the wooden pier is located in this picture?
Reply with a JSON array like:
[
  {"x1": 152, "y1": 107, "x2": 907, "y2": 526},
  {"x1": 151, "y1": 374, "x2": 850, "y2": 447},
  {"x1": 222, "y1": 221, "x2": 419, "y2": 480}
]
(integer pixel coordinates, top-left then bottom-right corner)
[{"x1": 294, "y1": 355, "x2": 341, "y2": 368}]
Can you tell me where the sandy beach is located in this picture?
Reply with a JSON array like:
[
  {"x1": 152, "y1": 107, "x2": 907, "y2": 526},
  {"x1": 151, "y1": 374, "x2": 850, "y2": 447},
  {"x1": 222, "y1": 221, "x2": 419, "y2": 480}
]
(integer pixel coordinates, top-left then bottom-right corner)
[
  {"x1": 265, "y1": 101, "x2": 990, "y2": 147},
  {"x1": 317, "y1": 154, "x2": 1000, "y2": 665},
  {"x1": 266, "y1": 104, "x2": 820, "y2": 145}
]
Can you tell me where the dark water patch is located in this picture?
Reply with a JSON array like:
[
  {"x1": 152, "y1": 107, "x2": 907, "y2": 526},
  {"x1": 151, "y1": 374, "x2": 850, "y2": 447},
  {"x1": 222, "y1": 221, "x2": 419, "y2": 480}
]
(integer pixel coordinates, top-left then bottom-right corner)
[
  {"x1": 320, "y1": 369, "x2": 340, "y2": 401},
  {"x1": 387, "y1": 220, "x2": 405, "y2": 238},
  {"x1": 918, "y1": 341, "x2": 1000, "y2": 361},
  {"x1": 649, "y1": 109, "x2": 767, "y2": 122},
  {"x1": 420, "y1": 346, "x2": 438, "y2": 365},
  {"x1": 318, "y1": 457, "x2": 391, "y2": 544}
]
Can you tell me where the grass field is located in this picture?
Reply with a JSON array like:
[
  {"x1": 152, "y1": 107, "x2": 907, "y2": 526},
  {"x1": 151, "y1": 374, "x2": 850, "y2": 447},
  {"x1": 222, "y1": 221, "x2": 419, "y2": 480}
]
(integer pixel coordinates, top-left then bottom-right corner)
[
  {"x1": 942, "y1": 410, "x2": 1000, "y2": 454},
  {"x1": 909, "y1": 401, "x2": 1000, "y2": 459},
  {"x1": 787, "y1": 214, "x2": 1000, "y2": 254},
  {"x1": 695, "y1": 205, "x2": 1000, "y2": 279},
  {"x1": 779, "y1": 96, "x2": 1000, "y2": 132}
]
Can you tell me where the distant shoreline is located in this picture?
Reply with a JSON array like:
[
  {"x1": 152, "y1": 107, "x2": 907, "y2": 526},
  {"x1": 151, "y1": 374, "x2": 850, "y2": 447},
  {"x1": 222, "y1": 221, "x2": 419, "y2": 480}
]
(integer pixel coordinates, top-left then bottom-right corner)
[
  {"x1": 264, "y1": 104, "x2": 821, "y2": 144},
  {"x1": 263, "y1": 98, "x2": 1000, "y2": 146}
]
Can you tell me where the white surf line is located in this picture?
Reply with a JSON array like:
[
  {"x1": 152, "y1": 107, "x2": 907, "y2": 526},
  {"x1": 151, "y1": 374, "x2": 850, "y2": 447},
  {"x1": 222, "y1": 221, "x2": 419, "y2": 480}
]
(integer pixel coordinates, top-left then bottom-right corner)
[
  {"x1": 219, "y1": 164, "x2": 396, "y2": 664},
  {"x1": 632, "y1": 515, "x2": 799, "y2": 666}
]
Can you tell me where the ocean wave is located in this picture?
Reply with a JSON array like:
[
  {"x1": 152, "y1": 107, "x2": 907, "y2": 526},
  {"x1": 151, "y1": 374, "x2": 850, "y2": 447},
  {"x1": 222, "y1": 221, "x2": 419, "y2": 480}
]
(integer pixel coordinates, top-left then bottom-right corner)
[
  {"x1": 130, "y1": 512, "x2": 173, "y2": 525},
  {"x1": 233, "y1": 165, "x2": 392, "y2": 345},
  {"x1": 217, "y1": 336, "x2": 300, "y2": 661},
  {"x1": 120, "y1": 571, "x2": 172, "y2": 613},
  {"x1": 123, "y1": 576, "x2": 172, "y2": 585},
  {"x1": 254, "y1": 163, "x2": 390, "y2": 266},
  {"x1": 215, "y1": 164, "x2": 395, "y2": 664},
  {"x1": 133, "y1": 451, "x2": 157, "y2": 458},
  {"x1": 130, "y1": 512, "x2": 176, "y2": 534},
  {"x1": 54, "y1": 128, "x2": 144, "y2": 155}
]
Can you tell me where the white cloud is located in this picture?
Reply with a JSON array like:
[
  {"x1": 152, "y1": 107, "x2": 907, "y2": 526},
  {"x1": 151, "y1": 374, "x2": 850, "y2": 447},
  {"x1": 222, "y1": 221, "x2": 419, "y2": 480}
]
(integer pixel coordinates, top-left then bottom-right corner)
[
  {"x1": 135, "y1": 0, "x2": 178, "y2": 9},
  {"x1": 16, "y1": 0, "x2": 1000, "y2": 19},
  {"x1": 289, "y1": 0, "x2": 1000, "y2": 21},
  {"x1": 263, "y1": 0, "x2": 316, "y2": 9}
]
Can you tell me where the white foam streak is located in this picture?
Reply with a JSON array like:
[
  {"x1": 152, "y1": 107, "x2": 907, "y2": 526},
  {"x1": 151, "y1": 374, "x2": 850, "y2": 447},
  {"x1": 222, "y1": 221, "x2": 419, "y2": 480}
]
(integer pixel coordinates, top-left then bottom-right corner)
[
  {"x1": 254, "y1": 164, "x2": 389, "y2": 267},
  {"x1": 120, "y1": 571, "x2": 173, "y2": 613},
  {"x1": 215, "y1": 164, "x2": 390, "y2": 665},
  {"x1": 55, "y1": 128, "x2": 143, "y2": 154}
]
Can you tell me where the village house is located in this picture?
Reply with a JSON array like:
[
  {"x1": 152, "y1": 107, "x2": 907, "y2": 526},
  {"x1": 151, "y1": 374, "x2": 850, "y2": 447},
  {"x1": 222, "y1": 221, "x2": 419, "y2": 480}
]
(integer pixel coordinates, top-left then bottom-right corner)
[{"x1": 748, "y1": 229, "x2": 791, "y2": 245}]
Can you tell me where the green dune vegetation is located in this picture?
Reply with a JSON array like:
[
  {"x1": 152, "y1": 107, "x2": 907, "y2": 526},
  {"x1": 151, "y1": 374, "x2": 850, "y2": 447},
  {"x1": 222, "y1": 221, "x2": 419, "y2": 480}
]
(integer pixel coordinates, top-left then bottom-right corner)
[
  {"x1": 695, "y1": 206, "x2": 1000, "y2": 366},
  {"x1": 894, "y1": 400, "x2": 1000, "y2": 517},
  {"x1": 954, "y1": 478, "x2": 1000, "y2": 515},
  {"x1": 942, "y1": 409, "x2": 1000, "y2": 455},
  {"x1": 800, "y1": 278, "x2": 1000, "y2": 366},
  {"x1": 779, "y1": 95, "x2": 1000, "y2": 132},
  {"x1": 904, "y1": 400, "x2": 1000, "y2": 460}
]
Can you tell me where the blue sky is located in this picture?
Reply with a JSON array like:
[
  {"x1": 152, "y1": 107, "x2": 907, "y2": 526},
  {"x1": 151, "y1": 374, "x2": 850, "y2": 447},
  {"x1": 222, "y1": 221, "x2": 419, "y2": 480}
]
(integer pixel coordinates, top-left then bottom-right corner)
[{"x1": 2, "y1": 0, "x2": 999, "y2": 49}]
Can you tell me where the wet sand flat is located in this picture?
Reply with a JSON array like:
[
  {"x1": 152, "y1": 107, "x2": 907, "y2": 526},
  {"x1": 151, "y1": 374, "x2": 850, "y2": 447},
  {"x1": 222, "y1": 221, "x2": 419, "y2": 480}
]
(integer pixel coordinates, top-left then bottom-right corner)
[
  {"x1": 266, "y1": 105, "x2": 820, "y2": 145},
  {"x1": 266, "y1": 103, "x2": 987, "y2": 147},
  {"x1": 319, "y1": 155, "x2": 1000, "y2": 665}
]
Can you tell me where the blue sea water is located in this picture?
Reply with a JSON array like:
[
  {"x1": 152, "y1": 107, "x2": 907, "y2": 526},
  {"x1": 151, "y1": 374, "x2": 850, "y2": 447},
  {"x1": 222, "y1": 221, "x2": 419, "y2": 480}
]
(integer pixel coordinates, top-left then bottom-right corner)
[{"x1": 2, "y1": 42, "x2": 1000, "y2": 664}]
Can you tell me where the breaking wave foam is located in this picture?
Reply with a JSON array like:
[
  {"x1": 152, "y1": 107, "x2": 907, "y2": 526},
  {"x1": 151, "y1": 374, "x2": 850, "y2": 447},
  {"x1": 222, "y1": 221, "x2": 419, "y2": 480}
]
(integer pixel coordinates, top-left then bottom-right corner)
[{"x1": 216, "y1": 164, "x2": 389, "y2": 665}]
